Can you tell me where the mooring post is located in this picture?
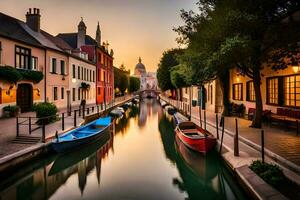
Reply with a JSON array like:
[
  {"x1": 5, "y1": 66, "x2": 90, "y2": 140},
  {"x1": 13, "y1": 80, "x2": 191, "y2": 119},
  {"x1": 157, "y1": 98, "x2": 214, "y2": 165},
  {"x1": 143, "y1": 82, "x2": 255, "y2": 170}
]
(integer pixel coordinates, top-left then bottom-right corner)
[
  {"x1": 234, "y1": 118, "x2": 239, "y2": 156},
  {"x1": 62, "y1": 113, "x2": 65, "y2": 131},
  {"x1": 204, "y1": 110, "x2": 207, "y2": 130},
  {"x1": 261, "y1": 130, "x2": 265, "y2": 163},
  {"x1": 29, "y1": 117, "x2": 32, "y2": 135},
  {"x1": 42, "y1": 125, "x2": 46, "y2": 143},
  {"x1": 83, "y1": 105, "x2": 85, "y2": 119},
  {"x1": 199, "y1": 107, "x2": 202, "y2": 128},
  {"x1": 74, "y1": 110, "x2": 77, "y2": 127},
  {"x1": 216, "y1": 114, "x2": 219, "y2": 139},
  {"x1": 219, "y1": 116, "x2": 225, "y2": 154},
  {"x1": 16, "y1": 117, "x2": 19, "y2": 137}
]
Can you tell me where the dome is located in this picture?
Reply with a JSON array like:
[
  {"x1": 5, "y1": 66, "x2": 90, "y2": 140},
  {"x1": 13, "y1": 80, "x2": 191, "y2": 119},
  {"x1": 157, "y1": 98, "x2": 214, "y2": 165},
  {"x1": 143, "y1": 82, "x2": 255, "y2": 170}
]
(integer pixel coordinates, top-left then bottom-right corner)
[{"x1": 134, "y1": 57, "x2": 146, "y2": 76}]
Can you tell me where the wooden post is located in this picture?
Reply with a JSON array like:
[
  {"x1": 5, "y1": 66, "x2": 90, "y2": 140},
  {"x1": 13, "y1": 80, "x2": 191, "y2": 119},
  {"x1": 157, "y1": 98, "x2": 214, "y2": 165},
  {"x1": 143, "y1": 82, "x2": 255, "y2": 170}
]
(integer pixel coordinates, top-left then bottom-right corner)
[
  {"x1": 234, "y1": 118, "x2": 239, "y2": 156},
  {"x1": 216, "y1": 114, "x2": 219, "y2": 139},
  {"x1": 62, "y1": 113, "x2": 65, "y2": 131},
  {"x1": 83, "y1": 105, "x2": 85, "y2": 119},
  {"x1": 87, "y1": 107, "x2": 90, "y2": 115},
  {"x1": 16, "y1": 117, "x2": 19, "y2": 137},
  {"x1": 74, "y1": 110, "x2": 77, "y2": 127},
  {"x1": 29, "y1": 117, "x2": 32, "y2": 135},
  {"x1": 42, "y1": 125, "x2": 46, "y2": 143},
  {"x1": 199, "y1": 107, "x2": 202, "y2": 128},
  {"x1": 204, "y1": 110, "x2": 207, "y2": 130},
  {"x1": 261, "y1": 130, "x2": 265, "y2": 163},
  {"x1": 219, "y1": 116, "x2": 225, "y2": 154},
  {"x1": 79, "y1": 107, "x2": 81, "y2": 117},
  {"x1": 92, "y1": 106, "x2": 94, "y2": 113}
]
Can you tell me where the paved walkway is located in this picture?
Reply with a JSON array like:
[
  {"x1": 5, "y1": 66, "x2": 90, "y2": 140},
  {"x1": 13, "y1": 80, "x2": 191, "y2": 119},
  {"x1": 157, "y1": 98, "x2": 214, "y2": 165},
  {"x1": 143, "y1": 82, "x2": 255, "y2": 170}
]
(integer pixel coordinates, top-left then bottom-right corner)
[
  {"x1": 161, "y1": 96, "x2": 300, "y2": 171},
  {"x1": 0, "y1": 95, "x2": 133, "y2": 159}
]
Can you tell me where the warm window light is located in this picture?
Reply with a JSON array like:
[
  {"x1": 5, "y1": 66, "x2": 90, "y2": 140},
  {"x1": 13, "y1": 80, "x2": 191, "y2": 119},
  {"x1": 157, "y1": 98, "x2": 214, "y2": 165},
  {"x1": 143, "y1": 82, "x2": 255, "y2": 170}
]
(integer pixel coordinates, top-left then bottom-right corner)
[
  {"x1": 293, "y1": 65, "x2": 299, "y2": 73},
  {"x1": 236, "y1": 77, "x2": 240, "y2": 82},
  {"x1": 72, "y1": 78, "x2": 76, "y2": 83}
]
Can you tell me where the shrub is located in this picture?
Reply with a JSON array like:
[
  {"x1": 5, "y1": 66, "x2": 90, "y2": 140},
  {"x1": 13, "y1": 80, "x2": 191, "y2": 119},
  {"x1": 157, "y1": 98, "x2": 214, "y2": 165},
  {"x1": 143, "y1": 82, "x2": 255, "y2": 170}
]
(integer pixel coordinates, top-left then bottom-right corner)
[
  {"x1": 33, "y1": 102, "x2": 58, "y2": 125},
  {"x1": 3, "y1": 105, "x2": 20, "y2": 117},
  {"x1": 249, "y1": 160, "x2": 285, "y2": 187}
]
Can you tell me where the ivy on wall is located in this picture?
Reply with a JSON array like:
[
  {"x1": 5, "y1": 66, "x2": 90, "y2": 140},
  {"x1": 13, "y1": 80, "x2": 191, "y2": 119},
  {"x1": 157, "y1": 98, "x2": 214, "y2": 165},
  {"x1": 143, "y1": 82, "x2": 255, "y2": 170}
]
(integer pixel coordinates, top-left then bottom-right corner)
[{"x1": 0, "y1": 66, "x2": 43, "y2": 84}]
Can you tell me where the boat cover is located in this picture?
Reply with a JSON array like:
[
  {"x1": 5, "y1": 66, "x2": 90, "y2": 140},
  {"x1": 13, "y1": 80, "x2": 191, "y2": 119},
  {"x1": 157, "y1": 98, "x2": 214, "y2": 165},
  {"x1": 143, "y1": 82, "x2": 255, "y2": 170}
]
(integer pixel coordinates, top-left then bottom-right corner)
[{"x1": 95, "y1": 116, "x2": 111, "y2": 126}]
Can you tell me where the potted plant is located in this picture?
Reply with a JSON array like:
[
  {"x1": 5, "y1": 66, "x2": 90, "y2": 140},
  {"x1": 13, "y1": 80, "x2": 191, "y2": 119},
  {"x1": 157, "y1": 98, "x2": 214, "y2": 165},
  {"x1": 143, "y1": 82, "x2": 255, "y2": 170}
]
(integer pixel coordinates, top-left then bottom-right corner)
[{"x1": 3, "y1": 105, "x2": 20, "y2": 117}]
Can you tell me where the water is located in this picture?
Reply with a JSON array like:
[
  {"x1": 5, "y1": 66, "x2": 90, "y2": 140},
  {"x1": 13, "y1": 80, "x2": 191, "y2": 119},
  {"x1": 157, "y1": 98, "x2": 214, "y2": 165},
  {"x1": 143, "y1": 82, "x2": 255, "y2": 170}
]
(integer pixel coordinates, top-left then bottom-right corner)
[{"x1": 0, "y1": 99, "x2": 247, "y2": 200}]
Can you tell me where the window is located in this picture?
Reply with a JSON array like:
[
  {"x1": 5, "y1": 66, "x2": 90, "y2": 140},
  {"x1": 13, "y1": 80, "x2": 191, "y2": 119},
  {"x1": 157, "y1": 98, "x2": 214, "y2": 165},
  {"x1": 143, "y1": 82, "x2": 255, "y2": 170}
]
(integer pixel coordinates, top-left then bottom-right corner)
[
  {"x1": 232, "y1": 83, "x2": 243, "y2": 101},
  {"x1": 78, "y1": 88, "x2": 81, "y2": 100},
  {"x1": 90, "y1": 70, "x2": 92, "y2": 82},
  {"x1": 81, "y1": 67, "x2": 83, "y2": 80},
  {"x1": 61, "y1": 87, "x2": 64, "y2": 99},
  {"x1": 72, "y1": 88, "x2": 76, "y2": 101},
  {"x1": 53, "y1": 87, "x2": 58, "y2": 100},
  {"x1": 15, "y1": 46, "x2": 31, "y2": 69},
  {"x1": 93, "y1": 71, "x2": 95, "y2": 82},
  {"x1": 267, "y1": 78, "x2": 279, "y2": 105},
  {"x1": 246, "y1": 81, "x2": 256, "y2": 102},
  {"x1": 51, "y1": 58, "x2": 57, "y2": 73},
  {"x1": 78, "y1": 66, "x2": 80, "y2": 79},
  {"x1": 72, "y1": 64, "x2": 76, "y2": 78},
  {"x1": 31, "y1": 57, "x2": 38, "y2": 70},
  {"x1": 284, "y1": 75, "x2": 300, "y2": 107},
  {"x1": 98, "y1": 87, "x2": 101, "y2": 95},
  {"x1": 60, "y1": 60, "x2": 65, "y2": 75}
]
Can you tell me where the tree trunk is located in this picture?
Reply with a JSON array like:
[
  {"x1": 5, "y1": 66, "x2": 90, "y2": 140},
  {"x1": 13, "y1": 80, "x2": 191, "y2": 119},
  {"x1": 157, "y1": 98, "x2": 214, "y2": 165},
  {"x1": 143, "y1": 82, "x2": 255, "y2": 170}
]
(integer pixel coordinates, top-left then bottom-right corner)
[
  {"x1": 219, "y1": 71, "x2": 230, "y2": 116},
  {"x1": 251, "y1": 67, "x2": 263, "y2": 128}
]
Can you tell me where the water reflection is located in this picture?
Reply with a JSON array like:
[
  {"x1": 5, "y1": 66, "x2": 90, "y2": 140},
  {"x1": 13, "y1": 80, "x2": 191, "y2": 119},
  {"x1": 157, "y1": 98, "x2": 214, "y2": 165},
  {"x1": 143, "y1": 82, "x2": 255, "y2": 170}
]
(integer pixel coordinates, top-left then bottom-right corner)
[{"x1": 0, "y1": 99, "x2": 246, "y2": 200}]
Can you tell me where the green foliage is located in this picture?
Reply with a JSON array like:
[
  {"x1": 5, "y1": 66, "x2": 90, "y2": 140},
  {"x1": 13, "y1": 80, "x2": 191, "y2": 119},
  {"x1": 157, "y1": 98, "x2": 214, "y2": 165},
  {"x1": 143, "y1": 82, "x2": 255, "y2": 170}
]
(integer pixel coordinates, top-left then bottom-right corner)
[
  {"x1": 0, "y1": 66, "x2": 44, "y2": 84},
  {"x1": 119, "y1": 74, "x2": 129, "y2": 95},
  {"x1": 0, "y1": 66, "x2": 22, "y2": 84},
  {"x1": 81, "y1": 82, "x2": 90, "y2": 90},
  {"x1": 157, "y1": 49, "x2": 183, "y2": 91},
  {"x1": 170, "y1": 64, "x2": 190, "y2": 88},
  {"x1": 3, "y1": 105, "x2": 20, "y2": 117},
  {"x1": 32, "y1": 102, "x2": 58, "y2": 125},
  {"x1": 19, "y1": 70, "x2": 44, "y2": 83},
  {"x1": 250, "y1": 160, "x2": 285, "y2": 187},
  {"x1": 129, "y1": 76, "x2": 140, "y2": 93}
]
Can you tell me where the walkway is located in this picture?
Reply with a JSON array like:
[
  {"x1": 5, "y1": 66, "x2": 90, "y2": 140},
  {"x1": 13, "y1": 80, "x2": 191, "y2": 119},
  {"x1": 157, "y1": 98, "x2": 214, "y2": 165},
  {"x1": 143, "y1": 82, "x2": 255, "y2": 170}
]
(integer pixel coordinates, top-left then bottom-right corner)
[
  {"x1": 161, "y1": 96, "x2": 300, "y2": 173},
  {"x1": 0, "y1": 95, "x2": 133, "y2": 159}
]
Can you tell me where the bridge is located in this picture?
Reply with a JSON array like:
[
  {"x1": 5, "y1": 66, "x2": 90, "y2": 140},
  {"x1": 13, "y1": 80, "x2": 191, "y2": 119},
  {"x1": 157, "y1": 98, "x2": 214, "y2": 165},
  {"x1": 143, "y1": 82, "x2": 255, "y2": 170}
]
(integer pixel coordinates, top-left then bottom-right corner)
[{"x1": 137, "y1": 89, "x2": 160, "y2": 98}]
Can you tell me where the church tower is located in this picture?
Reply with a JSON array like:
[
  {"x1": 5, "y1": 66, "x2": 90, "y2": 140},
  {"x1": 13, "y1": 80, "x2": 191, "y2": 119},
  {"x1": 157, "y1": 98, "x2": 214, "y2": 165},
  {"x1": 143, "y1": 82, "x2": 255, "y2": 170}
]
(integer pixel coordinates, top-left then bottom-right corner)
[
  {"x1": 77, "y1": 17, "x2": 86, "y2": 49},
  {"x1": 96, "y1": 22, "x2": 101, "y2": 46}
]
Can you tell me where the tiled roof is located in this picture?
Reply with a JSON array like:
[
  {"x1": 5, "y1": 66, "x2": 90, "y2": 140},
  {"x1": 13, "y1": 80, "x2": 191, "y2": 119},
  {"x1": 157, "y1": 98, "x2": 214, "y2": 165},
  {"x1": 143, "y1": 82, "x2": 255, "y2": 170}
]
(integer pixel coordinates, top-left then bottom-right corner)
[
  {"x1": 41, "y1": 30, "x2": 72, "y2": 50},
  {"x1": 0, "y1": 12, "x2": 41, "y2": 46},
  {"x1": 56, "y1": 33, "x2": 98, "y2": 49}
]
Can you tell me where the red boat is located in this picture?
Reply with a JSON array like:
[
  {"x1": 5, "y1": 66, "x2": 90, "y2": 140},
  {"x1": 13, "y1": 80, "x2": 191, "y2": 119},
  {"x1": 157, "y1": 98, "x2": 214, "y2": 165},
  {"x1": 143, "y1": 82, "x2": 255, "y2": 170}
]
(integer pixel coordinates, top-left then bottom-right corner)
[{"x1": 175, "y1": 121, "x2": 216, "y2": 154}]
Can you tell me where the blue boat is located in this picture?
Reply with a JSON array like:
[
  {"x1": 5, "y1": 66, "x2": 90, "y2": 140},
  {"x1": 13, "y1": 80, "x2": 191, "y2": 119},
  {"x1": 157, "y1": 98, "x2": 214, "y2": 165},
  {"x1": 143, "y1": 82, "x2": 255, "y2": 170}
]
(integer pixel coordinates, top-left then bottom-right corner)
[{"x1": 52, "y1": 116, "x2": 112, "y2": 153}]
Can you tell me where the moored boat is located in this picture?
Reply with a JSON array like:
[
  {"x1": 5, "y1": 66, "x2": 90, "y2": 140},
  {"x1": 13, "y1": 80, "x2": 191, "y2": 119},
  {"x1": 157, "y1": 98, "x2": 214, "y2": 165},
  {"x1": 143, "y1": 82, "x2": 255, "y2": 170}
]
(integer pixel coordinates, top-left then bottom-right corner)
[
  {"x1": 52, "y1": 117, "x2": 111, "y2": 153},
  {"x1": 175, "y1": 121, "x2": 216, "y2": 154},
  {"x1": 165, "y1": 105, "x2": 177, "y2": 115}
]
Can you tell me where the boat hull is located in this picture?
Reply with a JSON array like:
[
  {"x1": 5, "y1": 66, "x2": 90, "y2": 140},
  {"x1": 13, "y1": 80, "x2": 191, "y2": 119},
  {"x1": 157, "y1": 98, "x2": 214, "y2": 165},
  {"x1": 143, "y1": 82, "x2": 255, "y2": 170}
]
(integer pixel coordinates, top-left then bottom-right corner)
[
  {"x1": 175, "y1": 124, "x2": 216, "y2": 154},
  {"x1": 52, "y1": 125, "x2": 110, "y2": 153}
]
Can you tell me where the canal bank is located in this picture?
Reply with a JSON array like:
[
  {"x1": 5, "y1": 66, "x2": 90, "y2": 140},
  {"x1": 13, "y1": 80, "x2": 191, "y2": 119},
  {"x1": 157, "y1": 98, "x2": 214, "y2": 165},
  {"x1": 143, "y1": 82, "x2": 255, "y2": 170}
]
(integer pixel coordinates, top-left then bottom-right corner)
[
  {"x1": 0, "y1": 96, "x2": 134, "y2": 177},
  {"x1": 0, "y1": 98, "x2": 248, "y2": 200},
  {"x1": 161, "y1": 96, "x2": 300, "y2": 199}
]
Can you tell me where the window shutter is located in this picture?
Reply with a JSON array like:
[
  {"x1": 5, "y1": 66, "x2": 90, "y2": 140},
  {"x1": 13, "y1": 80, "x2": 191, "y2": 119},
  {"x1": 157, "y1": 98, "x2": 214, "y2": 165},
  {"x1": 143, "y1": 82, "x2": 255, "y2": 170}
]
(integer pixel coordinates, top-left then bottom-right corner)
[{"x1": 50, "y1": 58, "x2": 53, "y2": 73}]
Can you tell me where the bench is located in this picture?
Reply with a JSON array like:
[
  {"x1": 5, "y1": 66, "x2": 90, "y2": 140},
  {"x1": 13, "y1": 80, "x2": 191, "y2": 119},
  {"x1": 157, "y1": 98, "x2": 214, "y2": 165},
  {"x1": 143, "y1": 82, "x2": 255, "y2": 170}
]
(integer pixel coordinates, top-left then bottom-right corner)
[
  {"x1": 271, "y1": 108, "x2": 300, "y2": 135},
  {"x1": 247, "y1": 108, "x2": 271, "y2": 121}
]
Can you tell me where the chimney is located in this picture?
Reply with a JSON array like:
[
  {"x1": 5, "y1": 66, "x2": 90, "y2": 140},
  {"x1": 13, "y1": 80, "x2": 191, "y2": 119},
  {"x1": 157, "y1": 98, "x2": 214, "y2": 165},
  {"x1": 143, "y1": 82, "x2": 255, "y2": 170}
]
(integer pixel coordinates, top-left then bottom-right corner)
[{"x1": 26, "y1": 8, "x2": 41, "y2": 32}]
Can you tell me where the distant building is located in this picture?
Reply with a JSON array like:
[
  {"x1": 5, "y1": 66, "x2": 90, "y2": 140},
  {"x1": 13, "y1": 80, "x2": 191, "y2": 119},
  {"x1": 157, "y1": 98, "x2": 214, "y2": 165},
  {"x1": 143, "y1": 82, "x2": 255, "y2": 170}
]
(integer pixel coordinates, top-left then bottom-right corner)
[{"x1": 133, "y1": 57, "x2": 157, "y2": 91}]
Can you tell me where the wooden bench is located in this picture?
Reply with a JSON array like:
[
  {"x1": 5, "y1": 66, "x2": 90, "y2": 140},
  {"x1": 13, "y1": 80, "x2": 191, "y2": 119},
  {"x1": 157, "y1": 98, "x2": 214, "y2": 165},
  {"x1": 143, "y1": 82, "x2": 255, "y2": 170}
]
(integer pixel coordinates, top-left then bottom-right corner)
[
  {"x1": 247, "y1": 108, "x2": 271, "y2": 121},
  {"x1": 271, "y1": 108, "x2": 300, "y2": 135}
]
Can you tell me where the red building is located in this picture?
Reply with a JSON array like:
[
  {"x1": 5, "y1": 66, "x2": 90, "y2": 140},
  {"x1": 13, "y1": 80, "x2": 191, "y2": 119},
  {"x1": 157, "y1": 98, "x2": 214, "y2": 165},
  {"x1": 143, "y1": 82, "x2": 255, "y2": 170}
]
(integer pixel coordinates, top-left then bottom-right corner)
[{"x1": 58, "y1": 20, "x2": 114, "y2": 106}]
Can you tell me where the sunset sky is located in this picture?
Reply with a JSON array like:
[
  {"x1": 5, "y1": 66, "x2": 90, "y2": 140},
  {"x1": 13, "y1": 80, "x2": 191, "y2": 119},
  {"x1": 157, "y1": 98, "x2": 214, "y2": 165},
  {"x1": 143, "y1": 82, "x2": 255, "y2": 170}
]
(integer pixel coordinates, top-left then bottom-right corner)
[{"x1": 0, "y1": 0, "x2": 197, "y2": 73}]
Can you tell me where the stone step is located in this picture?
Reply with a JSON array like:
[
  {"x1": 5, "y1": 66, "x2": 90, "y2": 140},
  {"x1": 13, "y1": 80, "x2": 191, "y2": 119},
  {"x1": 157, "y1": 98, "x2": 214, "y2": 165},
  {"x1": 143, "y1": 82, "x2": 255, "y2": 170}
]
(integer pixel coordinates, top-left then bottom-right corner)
[{"x1": 12, "y1": 136, "x2": 41, "y2": 144}]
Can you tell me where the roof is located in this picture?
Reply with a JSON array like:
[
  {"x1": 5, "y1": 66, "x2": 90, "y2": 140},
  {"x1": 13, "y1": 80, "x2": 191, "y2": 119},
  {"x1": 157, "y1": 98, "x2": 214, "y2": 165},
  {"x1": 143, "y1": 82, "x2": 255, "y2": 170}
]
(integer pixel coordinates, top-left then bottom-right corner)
[
  {"x1": 56, "y1": 33, "x2": 98, "y2": 49},
  {"x1": 41, "y1": 30, "x2": 72, "y2": 50},
  {"x1": 0, "y1": 12, "x2": 41, "y2": 47}
]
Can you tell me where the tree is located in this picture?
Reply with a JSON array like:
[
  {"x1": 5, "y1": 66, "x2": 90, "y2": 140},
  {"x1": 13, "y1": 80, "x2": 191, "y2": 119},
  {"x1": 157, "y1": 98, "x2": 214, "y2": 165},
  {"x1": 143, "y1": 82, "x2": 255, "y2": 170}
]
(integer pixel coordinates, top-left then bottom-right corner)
[
  {"x1": 175, "y1": 0, "x2": 300, "y2": 127},
  {"x1": 129, "y1": 76, "x2": 140, "y2": 93},
  {"x1": 119, "y1": 74, "x2": 129, "y2": 95},
  {"x1": 157, "y1": 49, "x2": 184, "y2": 92}
]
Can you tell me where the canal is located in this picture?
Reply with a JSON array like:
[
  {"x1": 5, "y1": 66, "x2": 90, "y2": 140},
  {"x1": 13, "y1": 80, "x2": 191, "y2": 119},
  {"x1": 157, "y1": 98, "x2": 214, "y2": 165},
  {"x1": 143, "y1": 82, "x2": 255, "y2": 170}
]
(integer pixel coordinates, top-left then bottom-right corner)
[{"x1": 0, "y1": 99, "x2": 247, "y2": 200}]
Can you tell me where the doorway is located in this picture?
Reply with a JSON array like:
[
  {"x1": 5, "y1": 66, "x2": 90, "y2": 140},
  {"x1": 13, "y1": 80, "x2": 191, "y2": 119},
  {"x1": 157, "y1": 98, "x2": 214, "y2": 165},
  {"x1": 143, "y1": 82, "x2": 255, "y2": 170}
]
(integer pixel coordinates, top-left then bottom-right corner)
[{"x1": 17, "y1": 84, "x2": 33, "y2": 112}]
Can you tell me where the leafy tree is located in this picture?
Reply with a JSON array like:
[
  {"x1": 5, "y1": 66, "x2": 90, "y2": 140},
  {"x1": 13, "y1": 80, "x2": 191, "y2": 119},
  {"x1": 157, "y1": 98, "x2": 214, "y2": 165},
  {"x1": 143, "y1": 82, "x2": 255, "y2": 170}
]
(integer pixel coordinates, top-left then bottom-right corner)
[
  {"x1": 129, "y1": 76, "x2": 140, "y2": 93},
  {"x1": 119, "y1": 74, "x2": 129, "y2": 95},
  {"x1": 175, "y1": 0, "x2": 300, "y2": 127},
  {"x1": 157, "y1": 49, "x2": 183, "y2": 91}
]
